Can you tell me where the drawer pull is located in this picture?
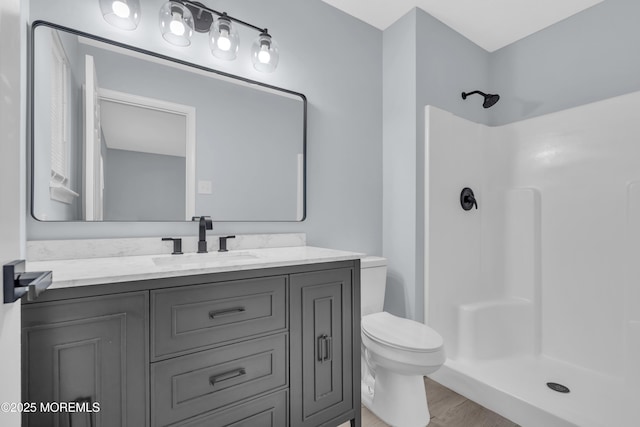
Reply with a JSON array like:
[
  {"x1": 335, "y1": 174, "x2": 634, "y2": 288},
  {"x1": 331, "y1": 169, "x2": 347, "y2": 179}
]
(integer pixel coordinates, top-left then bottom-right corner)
[
  {"x1": 210, "y1": 368, "x2": 247, "y2": 386},
  {"x1": 209, "y1": 307, "x2": 246, "y2": 319}
]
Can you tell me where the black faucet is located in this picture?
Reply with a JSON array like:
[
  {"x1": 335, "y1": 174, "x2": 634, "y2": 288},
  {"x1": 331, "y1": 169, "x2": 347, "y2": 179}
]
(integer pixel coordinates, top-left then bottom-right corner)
[{"x1": 192, "y1": 216, "x2": 213, "y2": 253}]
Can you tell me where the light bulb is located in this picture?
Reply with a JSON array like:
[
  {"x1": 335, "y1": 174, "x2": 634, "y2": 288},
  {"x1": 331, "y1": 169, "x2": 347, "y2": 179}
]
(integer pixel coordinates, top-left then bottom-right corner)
[
  {"x1": 112, "y1": 1, "x2": 130, "y2": 18},
  {"x1": 258, "y1": 47, "x2": 271, "y2": 64},
  {"x1": 217, "y1": 32, "x2": 231, "y2": 51},
  {"x1": 251, "y1": 32, "x2": 279, "y2": 72},
  {"x1": 209, "y1": 15, "x2": 239, "y2": 60},
  {"x1": 169, "y1": 12, "x2": 185, "y2": 35}
]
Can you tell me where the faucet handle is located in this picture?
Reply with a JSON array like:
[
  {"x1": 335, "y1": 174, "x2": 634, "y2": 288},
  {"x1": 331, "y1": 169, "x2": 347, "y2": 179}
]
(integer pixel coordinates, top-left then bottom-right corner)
[
  {"x1": 161, "y1": 237, "x2": 183, "y2": 255},
  {"x1": 218, "y1": 235, "x2": 236, "y2": 252}
]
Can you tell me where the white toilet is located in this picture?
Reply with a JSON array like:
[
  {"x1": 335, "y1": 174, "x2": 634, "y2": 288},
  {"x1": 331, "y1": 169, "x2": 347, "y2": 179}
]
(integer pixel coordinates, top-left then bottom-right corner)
[{"x1": 360, "y1": 256, "x2": 445, "y2": 427}]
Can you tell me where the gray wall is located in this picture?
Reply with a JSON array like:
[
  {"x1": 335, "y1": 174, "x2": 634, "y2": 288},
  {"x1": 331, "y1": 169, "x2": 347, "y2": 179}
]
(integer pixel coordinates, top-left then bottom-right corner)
[
  {"x1": 382, "y1": 11, "x2": 416, "y2": 319},
  {"x1": 104, "y1": 148, "x2": 185, "y2": 221},
  {"x1": 27, "y1": 0, "x2": 383, "y2": 256},
  {"x1": 490, "y1": 0, "x2": 640, "y2": 126}
]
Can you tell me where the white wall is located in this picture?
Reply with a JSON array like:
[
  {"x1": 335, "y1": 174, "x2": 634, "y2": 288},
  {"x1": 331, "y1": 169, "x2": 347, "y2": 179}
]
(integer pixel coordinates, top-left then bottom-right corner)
[{"x1": 0, "y1": 0, "x2": 27, "y2": 425}]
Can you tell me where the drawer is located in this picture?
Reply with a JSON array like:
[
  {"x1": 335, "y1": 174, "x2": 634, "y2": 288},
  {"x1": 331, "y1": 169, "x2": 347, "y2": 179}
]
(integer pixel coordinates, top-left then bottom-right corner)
[
  {"x1": 172, "y1": 390, "x2": 288, "y2": 427},
  {"x1": 151, "y1": 276, "x2": 287, "y2": 358},
  {"x1": 152, "y1": 333, "x2": 288, "y2": 426}
]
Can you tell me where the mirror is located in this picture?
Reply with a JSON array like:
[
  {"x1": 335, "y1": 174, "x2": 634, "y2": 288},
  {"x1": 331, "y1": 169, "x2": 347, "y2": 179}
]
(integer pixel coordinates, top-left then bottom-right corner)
[{"x1": 31, "y1": 22, "x2": 306, "y2": 222}]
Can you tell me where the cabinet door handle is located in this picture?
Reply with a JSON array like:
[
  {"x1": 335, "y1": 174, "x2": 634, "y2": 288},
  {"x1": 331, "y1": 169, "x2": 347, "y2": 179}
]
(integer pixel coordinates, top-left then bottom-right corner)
[
  {"x1": 209, "y1": 307, "x2": 246, "y2": 319},
  {"x1": 317, "y1": 334, "x2": 326, "y2": 362},
  {"x1": 209, "y1": 368, "x2": 247, "y2": 386},
  {"x1": 68, "y1": 396, "x2": 94, "y2": 427},
  {"x1": 317, "y1": 334, "x2": 332, "y2": 363}
]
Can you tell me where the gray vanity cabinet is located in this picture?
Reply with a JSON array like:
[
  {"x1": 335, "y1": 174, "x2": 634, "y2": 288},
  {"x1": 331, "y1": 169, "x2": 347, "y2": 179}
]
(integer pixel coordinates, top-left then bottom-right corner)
[
  {"x1": 21, "y1": 292, "x2": 148, "y2": 427},
  {"x1": 22, "y1": 260, "x2": 360, "y2": 427},
  {"x1": 290, "y1": 267, "x2": 358, "y2": 427}
]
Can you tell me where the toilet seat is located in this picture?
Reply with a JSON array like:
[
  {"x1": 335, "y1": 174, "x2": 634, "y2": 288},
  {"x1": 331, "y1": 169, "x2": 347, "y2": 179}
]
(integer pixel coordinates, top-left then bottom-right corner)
[{"x1": 362, "y1": 312, "x2": 443, "y2": 353}]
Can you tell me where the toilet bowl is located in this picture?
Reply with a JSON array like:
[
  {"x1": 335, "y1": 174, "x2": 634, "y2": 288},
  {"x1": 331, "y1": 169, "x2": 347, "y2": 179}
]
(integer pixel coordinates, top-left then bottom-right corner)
[
  {"x1": 360, "y1": 257, "x2": 445, "y2": 427},
  {"x1": 362, "y1": 312, "x2": 445, "y2": 375}
]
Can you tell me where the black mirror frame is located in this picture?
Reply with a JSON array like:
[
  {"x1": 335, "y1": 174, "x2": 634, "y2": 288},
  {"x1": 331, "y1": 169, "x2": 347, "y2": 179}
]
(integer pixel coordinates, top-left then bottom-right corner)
[{"x1": 29, "y1": 20, "x2": 307, "y2": 223}]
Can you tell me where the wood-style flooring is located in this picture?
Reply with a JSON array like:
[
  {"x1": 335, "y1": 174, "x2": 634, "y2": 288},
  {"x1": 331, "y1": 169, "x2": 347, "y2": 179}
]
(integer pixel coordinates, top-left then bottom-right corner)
[{"x1": 341, "y1": 377, "x2": 520, "y2": 427}]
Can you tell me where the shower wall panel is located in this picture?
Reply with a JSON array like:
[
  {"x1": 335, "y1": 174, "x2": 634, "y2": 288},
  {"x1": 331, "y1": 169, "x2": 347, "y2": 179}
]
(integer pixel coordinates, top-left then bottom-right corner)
[
  {"x1": 425, "y1": 106, "x2": 486, "y2": 359},
  {"x1": 426, "y1": 90, "x2": 640, "y2": 377},
  {"x1": 498, "y1": 93, "x2": 640, "y2": 377}
]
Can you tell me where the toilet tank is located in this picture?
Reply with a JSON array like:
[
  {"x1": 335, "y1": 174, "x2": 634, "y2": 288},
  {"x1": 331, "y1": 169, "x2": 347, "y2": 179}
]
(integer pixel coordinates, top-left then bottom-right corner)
[{"x1": 361, "y1": 256, "x2": 387, "y2": 316}]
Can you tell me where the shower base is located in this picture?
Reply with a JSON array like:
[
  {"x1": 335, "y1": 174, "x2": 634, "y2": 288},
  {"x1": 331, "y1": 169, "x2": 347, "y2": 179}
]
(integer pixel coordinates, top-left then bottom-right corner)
[{"x1": 429, "y1": 355, "x2": 625, "y2": 427}]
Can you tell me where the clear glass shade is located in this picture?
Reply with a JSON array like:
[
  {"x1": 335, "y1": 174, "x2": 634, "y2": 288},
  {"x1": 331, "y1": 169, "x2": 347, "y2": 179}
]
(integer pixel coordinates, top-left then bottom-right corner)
[
  {"x1": 251, "y1": 33, "x2": 279, "y2": 73},
  {"x1": 159, "y1": 1, "x2": 194, "y2": 47},
  {"x1": 209, "y1": 15, "x2": 240, "y2": 60},
  {"x1": 100, "y1": 0, "x2": 141, "y2": 30}
]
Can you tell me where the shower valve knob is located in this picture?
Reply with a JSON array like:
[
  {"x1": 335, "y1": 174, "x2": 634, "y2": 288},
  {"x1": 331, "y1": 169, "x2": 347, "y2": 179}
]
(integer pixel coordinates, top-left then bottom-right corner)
[{"x1": 460, "y1": 188, "x2": 478, "y2": 211}]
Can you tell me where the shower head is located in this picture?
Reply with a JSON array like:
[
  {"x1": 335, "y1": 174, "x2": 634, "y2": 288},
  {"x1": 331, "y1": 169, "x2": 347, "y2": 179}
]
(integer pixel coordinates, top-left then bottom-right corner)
[
  {"x1": 482, "y1": 93, "x2": 500, "y2": 108},
  {"x1": 461, "y1": 90, "x2": 500, "y2": 108}
]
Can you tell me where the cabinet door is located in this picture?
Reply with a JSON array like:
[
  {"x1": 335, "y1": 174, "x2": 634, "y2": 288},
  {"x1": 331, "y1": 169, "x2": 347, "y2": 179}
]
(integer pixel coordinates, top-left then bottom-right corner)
[
  {"x1": 22, "y1": 292, "x2": 148, "y2": 427},
  {"x1": 290, "y1": 268, "x2": 354, "y2": 427}
]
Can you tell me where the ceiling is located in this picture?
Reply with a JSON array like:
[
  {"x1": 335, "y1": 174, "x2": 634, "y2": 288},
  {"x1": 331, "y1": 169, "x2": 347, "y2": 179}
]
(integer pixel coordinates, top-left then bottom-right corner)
[
  {"x1": 320, "y1": 0, "x2": 603, "y2": 52},
  {"x1": 100, "y1": 100, "x2": 187, "y2": 158}
]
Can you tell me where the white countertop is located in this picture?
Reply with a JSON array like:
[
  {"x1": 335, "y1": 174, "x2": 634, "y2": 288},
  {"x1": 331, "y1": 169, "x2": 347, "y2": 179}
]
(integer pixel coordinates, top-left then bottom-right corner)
[{"x1": 26, "y1": 246, "x2": 363, "y2": 290}]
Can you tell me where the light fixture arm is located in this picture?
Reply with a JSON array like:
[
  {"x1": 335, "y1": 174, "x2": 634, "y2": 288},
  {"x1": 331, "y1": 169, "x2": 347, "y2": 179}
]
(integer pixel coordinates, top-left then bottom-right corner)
[{"x1": 180, "y1": 0, "x2": 267, "y2": 34}]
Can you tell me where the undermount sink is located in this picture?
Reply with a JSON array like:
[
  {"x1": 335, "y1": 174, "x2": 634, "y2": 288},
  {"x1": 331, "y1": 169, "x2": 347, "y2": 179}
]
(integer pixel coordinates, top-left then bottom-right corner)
[{"x1": 152, "y1": 251, "x2": 258, "y2": 266}]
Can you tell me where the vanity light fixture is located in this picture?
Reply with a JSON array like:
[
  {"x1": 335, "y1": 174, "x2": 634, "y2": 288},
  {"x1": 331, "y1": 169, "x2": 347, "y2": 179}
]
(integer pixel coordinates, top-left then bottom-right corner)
[
  {"x1": 160, "y1": 0, "x2": 279, "y2": 72},
  {"x1": 251, "y1": 30, "x2": 279, "y2": 73},
  {"x1": 159, "y1": 1, "x2": 195, "y2": 46},
  {"x1": 210, "y1": 13, "x2": 239, "y2": 60},
  {"x1": 100, "y1": 0, "x2": 280, "y2": 72},
  {"x1": 99, "y1": 0, "x2": 141, "y2": 30}
]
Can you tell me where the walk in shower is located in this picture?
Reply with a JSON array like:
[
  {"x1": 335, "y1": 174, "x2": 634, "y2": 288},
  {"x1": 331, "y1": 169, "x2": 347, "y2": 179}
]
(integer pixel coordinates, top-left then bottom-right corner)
[{"x1": 424, "y1": 91, "x2": 640, "y2": 427}]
